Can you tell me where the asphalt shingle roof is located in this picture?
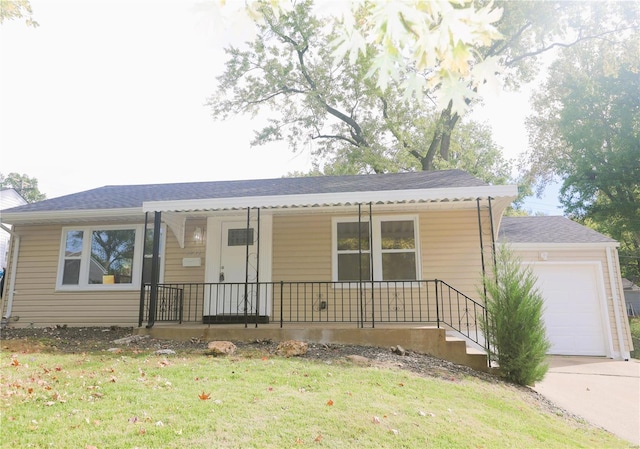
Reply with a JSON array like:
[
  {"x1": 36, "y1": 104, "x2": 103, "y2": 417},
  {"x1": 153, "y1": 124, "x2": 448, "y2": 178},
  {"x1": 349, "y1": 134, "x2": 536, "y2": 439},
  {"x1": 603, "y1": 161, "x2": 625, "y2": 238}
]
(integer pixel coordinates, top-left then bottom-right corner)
[
  {"x1": 1, "y1": 170, "x2": 486, "y2": 214},
  {"x1": 499, "y1": 216, "x2": 616, "y2": 244}
]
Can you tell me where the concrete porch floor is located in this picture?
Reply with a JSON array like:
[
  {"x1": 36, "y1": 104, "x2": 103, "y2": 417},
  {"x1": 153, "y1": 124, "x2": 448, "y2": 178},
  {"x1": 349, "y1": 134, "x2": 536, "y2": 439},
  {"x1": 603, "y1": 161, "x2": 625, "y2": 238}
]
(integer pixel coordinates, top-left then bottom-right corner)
[{"x1": 134, "y1": 322, "x2": 493, "y2": 373}]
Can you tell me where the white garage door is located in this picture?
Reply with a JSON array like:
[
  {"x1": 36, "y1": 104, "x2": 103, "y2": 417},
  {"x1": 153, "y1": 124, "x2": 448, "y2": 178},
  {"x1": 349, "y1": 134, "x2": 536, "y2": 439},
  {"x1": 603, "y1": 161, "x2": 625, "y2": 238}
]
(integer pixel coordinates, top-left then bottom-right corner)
[{"x1": 530, "y1": 263, "x2": 608, "y2": 356}]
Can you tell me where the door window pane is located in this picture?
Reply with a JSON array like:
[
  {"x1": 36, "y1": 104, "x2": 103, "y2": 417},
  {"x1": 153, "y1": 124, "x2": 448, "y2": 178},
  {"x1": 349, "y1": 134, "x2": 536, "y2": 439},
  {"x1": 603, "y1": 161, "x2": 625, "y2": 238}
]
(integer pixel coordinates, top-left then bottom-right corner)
[{"x1": 228, "y1": 228, "x2": 254, "y2": 246}]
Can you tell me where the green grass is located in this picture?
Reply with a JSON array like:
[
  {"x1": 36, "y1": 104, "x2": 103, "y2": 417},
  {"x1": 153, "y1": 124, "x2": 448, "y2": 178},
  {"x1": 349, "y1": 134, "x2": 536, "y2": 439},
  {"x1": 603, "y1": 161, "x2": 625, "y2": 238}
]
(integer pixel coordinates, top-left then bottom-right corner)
[
  {"x1": 630, "y1": 316, "x2": 640, "y2": 359},
  {"x1": 0, "y1": 346, "x2": 628, "y2": 449}
]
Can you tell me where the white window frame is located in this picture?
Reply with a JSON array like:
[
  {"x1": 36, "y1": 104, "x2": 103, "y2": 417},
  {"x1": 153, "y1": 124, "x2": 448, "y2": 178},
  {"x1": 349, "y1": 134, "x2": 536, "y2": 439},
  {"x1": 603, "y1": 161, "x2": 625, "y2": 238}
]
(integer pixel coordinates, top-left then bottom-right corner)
[
  {"x1": 332, "y1": 215, "x2": 421, "y2": 282},
  {"x1": 56, "y1": 224, "x2": 161, "y2": 291}
]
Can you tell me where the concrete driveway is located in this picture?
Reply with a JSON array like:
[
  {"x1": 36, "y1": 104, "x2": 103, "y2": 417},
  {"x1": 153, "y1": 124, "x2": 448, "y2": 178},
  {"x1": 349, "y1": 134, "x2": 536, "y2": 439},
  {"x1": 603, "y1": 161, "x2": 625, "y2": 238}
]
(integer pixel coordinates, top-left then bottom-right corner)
[{"x1": 533, "y1": 356, "x2": 640, "y2": 445}]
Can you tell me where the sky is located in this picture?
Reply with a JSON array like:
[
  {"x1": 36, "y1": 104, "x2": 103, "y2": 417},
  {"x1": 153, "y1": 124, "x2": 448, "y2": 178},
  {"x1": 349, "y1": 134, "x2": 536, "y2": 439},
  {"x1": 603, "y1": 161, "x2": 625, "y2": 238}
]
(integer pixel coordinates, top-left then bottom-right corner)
[{"x1": 0, "y1": 0, "x2": 563, "y2": 215}]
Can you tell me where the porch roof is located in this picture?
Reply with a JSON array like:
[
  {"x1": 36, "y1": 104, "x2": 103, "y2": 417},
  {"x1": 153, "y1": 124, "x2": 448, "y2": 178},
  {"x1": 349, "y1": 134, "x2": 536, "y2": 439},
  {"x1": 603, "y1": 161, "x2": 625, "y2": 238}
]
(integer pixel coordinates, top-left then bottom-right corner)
[{"x1": 0, "y1": 170, "x2": 517, "y2": 224}]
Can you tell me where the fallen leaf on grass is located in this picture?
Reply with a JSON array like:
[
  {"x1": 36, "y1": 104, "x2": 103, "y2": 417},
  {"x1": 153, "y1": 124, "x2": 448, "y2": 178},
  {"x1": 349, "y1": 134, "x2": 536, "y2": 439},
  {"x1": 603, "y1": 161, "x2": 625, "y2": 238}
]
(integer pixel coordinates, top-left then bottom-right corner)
[
  {"x1": 314, "y1": 433, "x2": 323, "y2": 442},
  {"x1": 326, "y1": 399, "x2": 334, "y2": 406},
  {"x1": 11, "y1": 358, "x2": 19, "y2": 367},
  {"x1": 198, "y1": 391, "x2": 211, "y2": 400}
]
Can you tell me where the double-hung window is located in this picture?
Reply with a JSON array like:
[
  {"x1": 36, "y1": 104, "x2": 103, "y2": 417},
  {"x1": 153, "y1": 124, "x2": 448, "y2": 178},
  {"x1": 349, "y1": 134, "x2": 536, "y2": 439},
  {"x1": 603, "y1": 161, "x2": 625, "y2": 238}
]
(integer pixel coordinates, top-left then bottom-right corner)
[
  {"x1": 333, "y1": 216, "x2": 419, "y2": 282},
  {"x1": 57, "y1": 224, "x2": 160, "y2": 290}
]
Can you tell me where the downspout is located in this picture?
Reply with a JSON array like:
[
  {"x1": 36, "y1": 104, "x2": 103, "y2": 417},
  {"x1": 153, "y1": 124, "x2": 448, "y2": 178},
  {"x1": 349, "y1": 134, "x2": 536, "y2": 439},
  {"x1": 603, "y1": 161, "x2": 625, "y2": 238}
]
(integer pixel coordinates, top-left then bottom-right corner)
[
  {"x1": 606, "y1": 246, "x2": 629, "y2": 360},
  {"x1": 487, "y1": 197, "x2": 497, "y2": 273},
  {"x1": 0, "y1": 224, "x2": 19, "y2": 326}
]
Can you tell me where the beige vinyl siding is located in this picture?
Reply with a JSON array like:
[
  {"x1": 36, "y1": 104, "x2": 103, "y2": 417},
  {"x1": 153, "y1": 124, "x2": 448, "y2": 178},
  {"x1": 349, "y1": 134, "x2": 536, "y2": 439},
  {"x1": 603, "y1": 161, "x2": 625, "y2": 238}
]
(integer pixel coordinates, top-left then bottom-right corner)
[
  {"x1": 163, "y1": 219, "x2": 206, "y2": 283},
  {"x1": 272, "y1": 214, "x2": 332, "y2": 282},
  {"x1": 160, "y1": 219, "x2": 207, "y2": 322},
  {"x1": 419, "y1": 209, "x2": 486, "y2": 299},
  {"x1": 512, "y1": 246, "x2": 632, "y2": 354},
  {"x1": 271, "y1": 210, "x2": 487, "y2": 323},
  {"x1": 5, "y1": 224, "x2": 141, "y2": 328}
]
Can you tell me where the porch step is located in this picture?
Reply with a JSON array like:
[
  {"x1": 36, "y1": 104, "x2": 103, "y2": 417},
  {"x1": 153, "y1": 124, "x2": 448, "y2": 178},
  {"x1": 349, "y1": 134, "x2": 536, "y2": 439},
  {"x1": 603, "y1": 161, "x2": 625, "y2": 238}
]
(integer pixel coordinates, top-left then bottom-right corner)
[{"x1": 136, "y1": 325, "x2": 496, "y2": 374}]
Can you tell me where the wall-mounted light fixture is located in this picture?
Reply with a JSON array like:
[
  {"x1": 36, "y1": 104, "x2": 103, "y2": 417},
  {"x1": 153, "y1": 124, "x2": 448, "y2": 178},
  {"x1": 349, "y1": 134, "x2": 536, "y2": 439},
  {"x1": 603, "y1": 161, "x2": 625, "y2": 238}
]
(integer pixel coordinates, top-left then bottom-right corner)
[{"x1": 193, "y1": 226, "x2": 205, "y2": 245}]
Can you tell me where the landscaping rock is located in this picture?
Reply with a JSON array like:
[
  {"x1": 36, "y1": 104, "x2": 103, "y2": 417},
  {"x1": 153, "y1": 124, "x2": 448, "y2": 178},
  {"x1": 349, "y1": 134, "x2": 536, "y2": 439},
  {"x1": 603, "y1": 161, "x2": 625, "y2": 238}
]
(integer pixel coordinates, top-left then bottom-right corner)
[
  {"x1": 112, "y1": 334, "x2": 150, "y2": 345},
  {"x1": 391, "y1": 345, "x2": 407, "y2": 356},
  {"x1": 207, "y1": 341, "x2": 237, "y2": 356},
  {"x1": 276, "y1": 340, "x2": 308, "y2": 357},
  {"x1": 156, "y1": 349, "x2": 176, "y2": 356}
]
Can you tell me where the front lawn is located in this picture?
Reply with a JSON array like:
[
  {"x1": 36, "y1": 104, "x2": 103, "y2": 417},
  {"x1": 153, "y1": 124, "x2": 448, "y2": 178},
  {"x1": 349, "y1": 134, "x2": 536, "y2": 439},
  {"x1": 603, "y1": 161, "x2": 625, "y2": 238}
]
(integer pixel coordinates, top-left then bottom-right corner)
[{"x1": 0, "y1": 344, "x2": 628, "y2": 448}]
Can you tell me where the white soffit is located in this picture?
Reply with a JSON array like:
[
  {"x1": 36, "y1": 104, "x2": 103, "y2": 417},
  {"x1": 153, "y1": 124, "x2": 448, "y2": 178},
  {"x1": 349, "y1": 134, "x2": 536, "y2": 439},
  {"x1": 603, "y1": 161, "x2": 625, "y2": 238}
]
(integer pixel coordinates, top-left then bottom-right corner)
[{"x1": 142, "y1": 185, "x2": 518, "y2": 213}]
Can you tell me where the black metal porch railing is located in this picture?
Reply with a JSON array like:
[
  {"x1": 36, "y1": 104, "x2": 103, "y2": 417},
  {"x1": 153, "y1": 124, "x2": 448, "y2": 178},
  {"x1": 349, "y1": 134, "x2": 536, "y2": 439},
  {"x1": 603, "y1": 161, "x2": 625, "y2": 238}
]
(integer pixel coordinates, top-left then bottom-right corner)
[{"x1": 139, "y1": 280, "x2": 487, "y2": 350}]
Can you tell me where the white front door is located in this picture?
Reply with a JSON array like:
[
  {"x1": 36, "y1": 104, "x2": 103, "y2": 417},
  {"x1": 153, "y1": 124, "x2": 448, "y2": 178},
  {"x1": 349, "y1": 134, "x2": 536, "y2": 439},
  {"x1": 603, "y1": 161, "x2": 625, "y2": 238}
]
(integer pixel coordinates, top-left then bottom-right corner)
[
  {"x1": 204, "y1": 216, "x2": 273, "y2": 319},
  {"x1": 218, "y1": 221, "x2": 258, "y2": 315}
]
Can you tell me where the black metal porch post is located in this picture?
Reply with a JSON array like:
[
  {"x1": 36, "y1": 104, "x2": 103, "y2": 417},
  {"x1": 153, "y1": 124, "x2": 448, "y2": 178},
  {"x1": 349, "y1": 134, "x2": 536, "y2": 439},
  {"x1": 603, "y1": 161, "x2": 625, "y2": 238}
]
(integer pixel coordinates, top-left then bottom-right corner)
[
  {"x1": 244, "y1": 207, "x2": 250, "y2": 328},
  {"x1": 255, "y1": 208, "x2": 261, "y2": 328},
  {"x1": 138, "y1": 212, "x2": 150, "y2": 327},
  {"x1": 146, "y1": 211, "x2": 162, "y2": 329},
  {"x1": 476, "y1": 198, "x2": 487, "y2": 300},
  {"x1": 369, "y1": 202, "x2": 375, "y2": 328},
  {"x1": 358, "y1": 203, "x2": 364, "y2": 329}
]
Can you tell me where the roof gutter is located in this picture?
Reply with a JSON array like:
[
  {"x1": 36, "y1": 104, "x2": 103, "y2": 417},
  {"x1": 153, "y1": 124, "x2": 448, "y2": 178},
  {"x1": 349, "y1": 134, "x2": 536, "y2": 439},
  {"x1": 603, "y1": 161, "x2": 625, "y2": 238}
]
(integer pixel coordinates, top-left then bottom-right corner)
[
  {"x1": 142, "y1": 185, "x2": 518, "y2": 213},
  {"x1": 0, "y1": 208, "x2": 142, "y2": 225}
]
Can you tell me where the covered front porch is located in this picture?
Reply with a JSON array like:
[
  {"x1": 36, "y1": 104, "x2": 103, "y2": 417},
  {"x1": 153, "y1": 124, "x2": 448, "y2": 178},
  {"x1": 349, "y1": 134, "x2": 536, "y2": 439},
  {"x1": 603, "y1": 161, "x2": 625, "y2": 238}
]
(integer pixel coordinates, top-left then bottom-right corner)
[{"x1": 136, "y1": 175, "x2": 516, "y2": 371}]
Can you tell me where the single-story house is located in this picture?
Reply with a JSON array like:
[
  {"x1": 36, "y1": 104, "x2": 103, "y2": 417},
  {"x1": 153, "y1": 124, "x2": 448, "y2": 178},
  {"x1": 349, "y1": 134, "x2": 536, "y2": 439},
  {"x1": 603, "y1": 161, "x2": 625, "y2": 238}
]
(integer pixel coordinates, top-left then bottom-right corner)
[{"x1": 0, "y1": 170, "x2": 632, "y2": 362}]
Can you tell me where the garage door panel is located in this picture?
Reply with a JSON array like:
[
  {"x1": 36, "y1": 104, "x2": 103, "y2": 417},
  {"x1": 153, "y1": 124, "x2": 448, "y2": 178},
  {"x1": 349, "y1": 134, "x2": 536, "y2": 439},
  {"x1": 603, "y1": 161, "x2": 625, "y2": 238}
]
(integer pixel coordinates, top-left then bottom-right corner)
[{"x1": 531, "y1": 263, "x2": 607, "y2": 356}]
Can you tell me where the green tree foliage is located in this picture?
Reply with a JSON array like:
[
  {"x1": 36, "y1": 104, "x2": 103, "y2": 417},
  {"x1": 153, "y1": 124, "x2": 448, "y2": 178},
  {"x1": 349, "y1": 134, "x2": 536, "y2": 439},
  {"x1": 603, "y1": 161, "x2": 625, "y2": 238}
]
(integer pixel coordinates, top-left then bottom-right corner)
[
  {"x1": 0, "y1": 0, "x2": 38, "y2": 27},
  {"x1": 210, "y1": 1, "x2": 636, "y2": 178},
  {"x1": 0, "y1": 172, "x2": 46, "y2": 203},
  {"x1": 209, "y1": 0, "x2": 511, "y2": 181},
  {"x1": 524, "y1": 15, "x2": 640, "y2": 282},
  {"x1": 480, "y1": 245, "x2": 551, "y2": 386}
]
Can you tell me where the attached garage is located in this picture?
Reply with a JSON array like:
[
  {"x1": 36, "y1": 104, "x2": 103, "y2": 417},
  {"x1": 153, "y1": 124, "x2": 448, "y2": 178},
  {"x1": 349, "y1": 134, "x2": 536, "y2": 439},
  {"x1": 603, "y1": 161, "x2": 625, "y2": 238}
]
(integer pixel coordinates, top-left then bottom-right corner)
[
  {"x1": 500, "y1": 216, "x2": 633, "y2": 360},
  {"x1": 529, "y1": 262, "x2": 608, "y2": 356}
]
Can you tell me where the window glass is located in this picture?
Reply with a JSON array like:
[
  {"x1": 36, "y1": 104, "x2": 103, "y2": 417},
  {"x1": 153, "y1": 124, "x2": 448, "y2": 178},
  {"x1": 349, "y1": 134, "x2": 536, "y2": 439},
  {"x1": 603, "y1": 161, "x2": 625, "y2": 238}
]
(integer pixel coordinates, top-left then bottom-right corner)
[
  {"x1": 62, "y1": 259, "x2": 81, "y2": 285},
  {"x1": 64, "y1": 231, "x2": 84, "y2": 257},
  {"x1": 89, "y1": 229, "x2": 136, "y2": 284},
  {"x1": 334, "y1": 217, "x2": 418, "y2": 282},
  {"x1": 382, "y1": 253, "x2": 416, "y2": 280},
  {"x1": 62, "y1": 231, "x2": 83, "y2": 285},
  {"x1": 338, "y1": 253, "x2": 371, "y2": 281},
  {"x1": 381, "y1": 221, "x2": 414, "y2": 249},
  {"x1": 228, "y1": 228, "x2": 254, "y2": 246},
  {"x1": 337, "y1": 222, "x2": 369, "y2": 251}
]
